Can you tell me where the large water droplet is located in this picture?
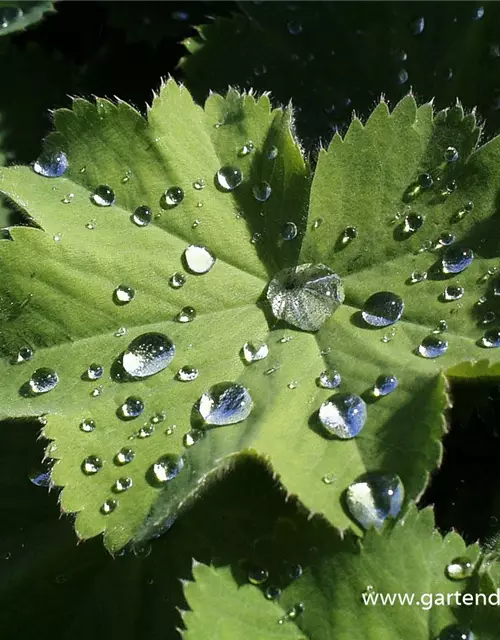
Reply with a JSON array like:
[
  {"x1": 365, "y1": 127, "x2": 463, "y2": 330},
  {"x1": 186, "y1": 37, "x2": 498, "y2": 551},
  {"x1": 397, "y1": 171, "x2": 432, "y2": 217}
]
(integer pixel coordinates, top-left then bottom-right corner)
[
  {"x1": 198, "y1": 382, "x2": 253, "y2": 426},
  {"x1": 176, "y1": 306, "x2": 196, "y2": 323},
  {"x1": 361, "y1": 292, "x2": 404, "y2": 327},
  {"x1": 169, "y1": 272, "x2": 186, "y2": 289},
  {"x1": 317, "y1": 369, "x2": 341, "y2": 389},
  {"x1": 252, "y1": 181, "x2": 272, "y2": 202},
  {"x1": 184, "y1": 245, "x2": 216, "y2": 274},
  {"x1": 132, "y1": 205, "x2": 152, "y2": 227},
  {"x1": 242, "y1": 341, "x2": 269, "y2": 363},
  {"x1": 479, "y1": 328, "x2": 500, "y2": 348},
  {"x1": 80, "y1": 418, "x2": 96, "y2": 433},
  {"x1": 164, "y1": 186, "x2": 184, "y2": 207},
  {"x1": 151, "y1": 454, "x2": 184, "y2": 484},
  {"x1": 372, "y1": 374, "x2": 398, "y2": 397},
  {"x1": 122, "y1": 332, "x2": 175, "y2": 378},
  {"x1": 86, "y1": 363, "x2": 103, "y2": 381},
  {"x1": 346, "y1": 472, "x2": 404, "y2": 529},
  {"x1": 215, "y1": 166, "x2": 243, "y2": 191},
  {"x1": 115, "y1": 447, "x2": 135, "y2": 465},
  {"x1": 29, "y1": 368, "x2": 59, "y2": 394},
  {"x1": 267, "y1": 263, "x2": 344, "y2": 332},
  {"x1": 442, "y1": 246, "x2": 474, "y2": 274},
  {"x1": 33, "y1": 150, "x2": 68, "y2": 178},
  {"x1": 119, "y1": 396, "x2": 145, "y2": 419},
  {"x1": 445, "y1": 557, "x2": 474, "y2": 581},
  {"x1": 442, "y1": 285, "x2": 464, "y2": 302},
  {"x1": 176, "y1": 365, "x2": 199, "y2": 382},
  {"x1": 82, "y1": 455, "x2": 103, "y2": 475},
  {"x1": 114, "y1": 285, "x2": 135, "y2": 305},
  {"x1": 91, "y1": 185, "x2": 115, "y2": 207},
  {"x1": 409, "y1": 270, "x2": 427, "y2": 284},
  {"x1": 318, "y1": 393, "x2": 367, "y2": 439},
  {"x1": 248, "y1": 567, "x2": 269, "y2": 585},
  {"x1": 417, "y1": 335, "x2": 448, "y2": 358}
]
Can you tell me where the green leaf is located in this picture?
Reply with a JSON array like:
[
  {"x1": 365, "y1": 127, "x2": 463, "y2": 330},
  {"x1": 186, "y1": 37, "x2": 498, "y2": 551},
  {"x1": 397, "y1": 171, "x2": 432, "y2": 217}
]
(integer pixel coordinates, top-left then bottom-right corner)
[
  {"x1": 182, "y1": 2, "x2": 500, "y2": 144},
  {"x1": 1, "y1": 82, "x2": 500, "y2": 552},
  {"x1": 183, "y1": 506, "x2": 485, "y2": 640},
  {"x1": 0, "y1": 1, "x2": 54, "y2": 35}
]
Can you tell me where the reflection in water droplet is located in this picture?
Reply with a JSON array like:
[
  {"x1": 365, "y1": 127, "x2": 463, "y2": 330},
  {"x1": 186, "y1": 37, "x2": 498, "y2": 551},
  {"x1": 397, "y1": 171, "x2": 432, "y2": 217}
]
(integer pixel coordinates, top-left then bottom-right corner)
[
  {"x1": 373, "y1": 375, "x2": 398, "y2": 397},
  {"x1": 80, "y1": 418, "x2": 96, "y2": 433},
  {"x1": 319, "y1": 393, "x2": 367, "y2": 439},
  {"x1": 362, "y1": 292, "x2": 404, "y2": 327},
  {"x1": 215, "y1": 166, "x2": 243, "y2": 191},
  {"x1": 169, "y1": 272, "x2": 186, "y2": 289},
  {"x1": 82, "y1": 455, "x2": 102, "y2": 475},
  {"x1": 184, "y1": 245, "x2": 216, "y2": 274},
  {"x1": 417, "y1": 335, "x2": 449, "y2": 358},
  {"x1": 198, "y1": 382, "x2": 253, "y2": 426},
  {"x1": 176, "y1": 365, "x2": 199, "y2": 382},
  {"x1": 242, "y1": 341, "x2": 269, "y2": 363},
  {"x1": 113, "y1": 285, "x2": 135, "y2": 305},
  {"x1": 317, "y1": 369, "x2": 341, "y2": 389},
  {"x1": 132, "y1": 205, "x2": 152, "y2": 227},
  {"x1": 444, "y1": 147, "x2": 459, "y2": 163},
  {"x1": 252, "y1": 181, "x2": 272, "y2": 202},
  {"x1": 176, "y1": 306, "x2": 196, "y2": 323},
  {"x1": 479, "y1": 328, "x2": 500, "y2": 348},
  {"x1": 248, "y1": 567, "x2": 268, "y2": 585},
  {"x1": 265, "y1": 585, "x2": 281, "y2": 600},
  {"x1": 119, "y1": 396, "x2": 145, "y2": 419},
  {"x1": 91, "y1": 185, "x2": 115, "y2": 207},
  {"x1": 442, "y1": 246, "x2": 474, "y2": 274},
  {"x1": 442, "y1": 285, "x2": 464, "y2": 302},
  {"x1": 341, "y1": 226, "x2": 358, "y2": 244},
  {"x1": 101, "y1": 498, "x2": 118, "y2": 515},
  {"x1": 122, "y1": 333, "x2": 175, "y2": 378},
  {"x1": 33, "y1": 150, "x2": 68, "y2": 178},
  {"x1": 267, "y1": 263, "x2": 344, "y2": 332},
  {"x1": 15, "y1": 347, "x2": 33, "y2": 364},
  {"x1": 403, "y1": 212, "x2": 424, "y2": 234},
  {"x1": 115, "y1": 447, "x2": 135, "y2": 465},
  {"x1": 409, "y1": 270, "x2": 427, "y2": 284},
  {"x1": 29, "y1": 368, "x2": 59, "y2": 394},
  {"x1": 151, "y1": 454, "x2": 184, "y2": 484},
  {"x1": 346, "y1": 472, "x2": 404, "y2": 529},
  {"x1": 410, "y1": 16, "x2": 425, "y2": 35},
  {"x1": 282, "y1": 222, "x2": 298, "y2": 240},
  {"x1": 437, "y1": 232, "x2": 455, "y2": 247},
  {"x1": 445, "y1": 557, "x2": 474, "y2": 581},
  {"x1": 164, "y1": 186, "x2": 184, "y2": 207},
  {"x1": 113, "y1": 477, "x2": 133, "y2": 492}
]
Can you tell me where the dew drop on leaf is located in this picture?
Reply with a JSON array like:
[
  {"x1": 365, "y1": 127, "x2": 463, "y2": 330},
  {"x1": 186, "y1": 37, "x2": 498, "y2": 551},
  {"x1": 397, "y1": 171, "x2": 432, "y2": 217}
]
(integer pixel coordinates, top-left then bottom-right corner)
[
  {"x1": 169, "y1": 272, "x2": 186, "y2": 289},
  {"x1": 410, "y1": 16, "x2": 425, "y2": 35},
  {"x1": 238, "y1": 141, "x2": 254, "y2": 157},
  {"x1": 442, "y1": 246, "x2": 474, "y2": 274},
  {"x1": 164, "y1": 186, "x2": 184, "y2": 207},
  {"x1": 91, "y1": 185, "x2": 116, "y2": 207},
  {"x1": 80, "y1": 418, "x2": 96, "y2": 433},
  {"x1": 478, "y1": 328, "x2": 500, "y2": 348},
  {"x1": 318, "y1": 393, "x2": 367, "y2": 439},
  {"x1": 340, "y1": 225, "x2": 358, "y2": 244},
  {"x1": 119, "y1": 396, "x2": 145, "y2": 420},
  {"x1": 437, "y1": 625, "x2": 475, "y2": 640},
  {"x1": 33, "y1": 150, "x2": 68, "y2": 178},
  {"x1": 278, "y1": 603, "x2": 304, "y2": 625},
  {"x1": 113, "y1": 477, "x2": 133, "y2": 493},
  {"x1": 267, "y1": 145, "x2": 278, "y2": 160},
  {"x1": 81, "y1": 455, "x2": 102, "y2": 475},
  {"x1": 284, "y1": 563, "x2": 303, "y2": 581},
  {"x1": 91, "y1": 385, "x2": 103, "y2": 397},
  {"x1": 114, "y1": 326, "x2": 127, "y2": 337},
  {"x1": 267, "y1": 263, "x2": 345, "y2": 332},
  {"x1": 197, "y1": 382, "x2": 253, "y2": 426},
  {"x1": 481, "y1": 311, "x2": 496, "y2": 325},
  {"x1": 282, "y1": 221, "x2": 298, "y2": 240},
  {"x1": 215, "y1": 166, "x2": 243, "y2": 191},
  {"x1": 184, "y1": 245, "x2": 216, "y2": 274},
  {"x1": 151, "y1": 454, "x2": 184, "y2": 484},
  {"x1": 113, "y1": 285, "x2": 135, "y2": 305},
  {"x1": 445, "y1": 557, "x2": 474, "y2": 581},
  {"x1": 362, "y1": 292, "x2": 404, "y2": 327},
  {"x1": 409, "y1": 270, "x2": 427, "y2": 284},
  {"x1": 248, "y1": 566, "x2": 269, "y2": 585},
  {"x1": 137, "y1": 424, "x2": 155, "y2": 438},
  {"x1": 372, "y1": 374, "x2": 398, "y2": 397},
  {"x1": 322, "y1": 472, "x2": 336, "y2": 485},
  {"x1": 193, "y1": 178, "x2": 206, "y2": 190},
  {"x1": 417, "y1": 335, "x2": 449, "y2": 358},
  {"x1": 312, "y1": 217, "x2": 323, "y2": 230},
  {"x1": 317, "y1": 369, "x2": 341, "y2": 389},
  {"x1": 252, "y1": 181, "x2": 272, "y2": 202},
  {"x1": 176, "y1": 365, "x2": 199, "y2": 382},
  {"x1": 176, "y1": 306, "x2": 196, "y2": 323},
  {"x1": 444, "y1": 146, "x2": 459, "y2": 163},
  {"x1": 86, "y1": 363, "x2": 103, "y2": 380},
  {"x1": 287, "y1": 20, "x2": 303, "y2": 35},
  {"x1": 418, "y1": 172, "x2": 433, "y2": 189},
  {"x1": 183, "y1": 429, "x2": 204, "y2": 448},
  {"x1": 242, "y1": 341, "x2": 269, "y2": 363},
  {"x1": 132, "y1": 205, "x2": 152, "y2": 227},
  {"x1": 100, "y1": 498, "x2": 118, "y2": 515},
  {"x1": 15, "y1": 347, "x2": 33, "y2": 364},
  {"x1": 441, "y1": 285, "x2": 464, "y2": 302},
  {"x1": 403, "y1": 212, "x2": 424, "y2": 234},
  {"x1": 437, "y1": 232, "x2": 455, "y2": 247},
  {"x1": 61, "y1": 193, "x2": 74, "y2": 204},
  {"x1": 433, "y1": 320, "x2": 448, "y2": 334},
  {"x1": 345, "y1": 472, "x2": 404, "y2": 529},
  {"x1": 265, "y1": 585, "x2": 281, "y2": 600},
  {"x1": 29, "y1": 368, "x2": 59, "y2": 394},
  {"x1": 122, "y1": 332, "x2": 175, "y2": 378},
  {"x1": 114, "y1": 447, "x2": 135, "y2": 465}
]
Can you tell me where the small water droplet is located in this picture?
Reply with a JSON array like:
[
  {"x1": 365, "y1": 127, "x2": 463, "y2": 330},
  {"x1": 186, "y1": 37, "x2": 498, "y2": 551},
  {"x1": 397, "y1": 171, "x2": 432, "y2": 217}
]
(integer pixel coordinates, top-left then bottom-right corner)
[
  {"x1": 132, "y1": 205, "x2": 152, "y2": 227},
  {"x1": 409, "y1": 270, "x2": 427, "y2": 284},
  {"x1": 282, "y1": 221, "x2": 298, "y2": 240},
  {"x1": 91, "y1": 185, "x2": 115, "y2": 207},
  {"x1": 346, "y1": 472, "x2": 404, "y2": 529},
  {"x1": 322, "y1": 472, "x2": 336, "y2": 484},
  {"x1": 252, "y1": 181, "x2": 272, "y2": 202},
  {"x1": 445, "y1": 557, "x2": 474, "y2": 581},
  {"x1": 100, "y1": 498, "x2": 118, "y2": 515},
  {"x1": 267, "y1": 263, "x2": 344, "y2": 332},
  {"x1": 267, "y1": 145, "x2": 278, "y2": 160},
  {"x1": 278, "y1": 336, "x2": 293, "y2": 344},
  {"x1": 248, "y1": 566, "x2": 268, "y2": 585},
  {"x1": 242, "y1": 341, "x2": 269, "y2": 363},
  {"x1": 137, "y1": 423, "x2": 155, "y2": 438},
  {"x1": 265, "y1": 585, "x2": 281, "y2": 600},
  {"x1": 397, "y1": 69, "x2": 409, "y2": 85},
  {"x1": 176, "y1": 306, "x2": 197, "y2": 323},
  {"x1": 169, "y1": 272, "x2": 186, "y2": 289},
  {"x1": 191, "y1": 219, "x2": 201, "y2": 229},
  {"x1": 82, "y1": 455, "x2": 102, "y2": 475},
  {"x1": 444, "y1": 146, "x2": 459, "y2": 163},
  {"x1": 287, "y1": 380, "x2": 299, "y2": 389},
  {"x1": 278, "y1": 603, "x2": 304, "y2": 625},
  {"x1": 373, "y1": 374, "x2": 398, "y2": 397},
  {"x1": 312, "y1": 217, "x2": 324, "y2": 230},
  {"x1": 114, "y1": 326, "x2": 127, "y2": 337},
  {"x1": 15, "y1": 347, "x2": 33, "y2": 364},
  {"x1": 433, "y1": 320, "x2": 448, "y2": 334},
  {"x1": 113, "y1": 284, "x2": 135, "y2": 305},
  {"x1": 479, "y1": 328, "x2": 500, "y2": 348},
  {"x1": 29, "y1": 466, "x2": 51, "y2": 488},
  {"x1": 416, "y1": 239, "x2": 433, "y2": 254},
  {"x1": 264, "y1": 366, "x2": 279, "y2": 376},
  {"x1": 184, "y1": 245, "x2": 216, "y2": 274},
  {"x1": 33, "y1": 150, "x2": 68, "y2": 178},
  {"x1": 91, "y1": 385, "x2": 103, "y2": 397},
  {"x1": 113, "y1": 477, "x2": 133, "y2": 493},
  {"x1": 362, "y1": 292, "x2": 404, "y2": 327},
  {"x1": 193, "y1": 178, "x2": 206, "y2": 190},
  {"x1": 481, "y1": 311, "x2": 497, "y2": 325},
  {"x1": 317, "y1": 369, "x2": 341, "y2": 389},
  {"x1": 198, "y1": 382, "x2": 253, "y2": 426},
  {"x1": 417, "y1": 335, "x2": 449, "y2": 358},
  {"x1": 419, "y1": 173, "x2": 433, "y2": 190},
  {"x1": 115, "y1": 447, "x2": 135, "y2": 465},
  {"x1": 287, "y1": 20, "x2": 303, "y2": 35},
  {"x1": 119, "y1": 396, "x2": 145, "y2": 420},
  {"x1": 122, "y1": 332, "x2": 175, "y2": 378},
  {"x1": 164, "y1": 186, "x2": 184, "y2": 207},
  {"x1": 61, "y1": 193, "x2": 74, "y2": 204},
  {"x1": 183, "y1": 429, "x2": 204, "y2": 447},
  {"x1": 215, "y1": 166, "x2": 243, "y2": 191},
  {"x1": 341, "y1": 226, "x2": 358, "y2": 244},
  {"x1": 29, "y1": 368, "x2": 59, "y2": 394},
  {"x1": 381, "y1": 328, "x2": 397, "y2": 343},
  {"x1": 86, "y1": 363, "x2": 103, "y2": 381},
  {"x1": 437, "y1": 626, "x2": 475, "y2": 640},
  {"x1": 151, "y1": 454, "x2": 184, "y2": 484},
  {"x1": 150, "y1": 411, "x2": 166, "y2": 424},
  {"x1": 318, "y1": 393, "x2": 367, "y2": 439},
  {"x1": 441, "y1": 285, "x2": 464, "y2": 302},
  {"x1": 410, "y1": 16, "x2": 425, "y2": 35},
  {"x1": 86, "y1": 219, "x2": 97, "y2": 230},
  {"x1": 442, "y1": 246, "x2": 474, "y2": 274},
  {"x1": 403, "y1": 212, "x2": 424, "y2": 234},
  {"x1": 453, "y1": 201, "x2": 474, "y2": 222},
  {"x1": 176, "y1": 365, "x2": 199, "y2": 382},
  {"x1": 80, "y1": 418, "x2": 96, "y2": 433},
  {"x1": 437, "y1": 232, "x2": 455, "y2": 247},
  {"x1": 238, "y1": 141, "x2": 255, "y2": 157},
  {"x1": 250, "y1": 232, "x2": 262, "y2": 245}
]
